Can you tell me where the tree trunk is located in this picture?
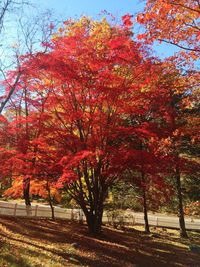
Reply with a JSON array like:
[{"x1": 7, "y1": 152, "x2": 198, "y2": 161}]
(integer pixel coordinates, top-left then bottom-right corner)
[
  {"x1": 141, "y1": 169, "x2": 150, "y2": 234},
  {"x1": 86, "y1": 210, "x2": 103, "y2": 235},
  {"x1": 175, "y1": 165, "x2": 188, "y2": 238},
  {"x1": 49, "y1": 198, "x2": 55, "y2": 220},
  {"x1": 139, "y1": 141, "x2": 150, "y2": 233},
  {"x1": 46, "y1": 181, "x2": 55, "y2": 220},
  {"x1": 23, "y1": 177, "x2": 31, "y2": 216},
  {"x1": 69, "y1": 163, "x2": 106, "y2": 235},
  {"x1": 143, "y1": 187, "x2": 150, "y2": 233},
  {"x1": 83, "y1": 199, "x2": 104, "y2": 235}
]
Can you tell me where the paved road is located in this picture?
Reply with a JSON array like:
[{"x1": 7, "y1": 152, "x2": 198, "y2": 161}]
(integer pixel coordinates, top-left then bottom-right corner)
[{"x1": 0, "y1": 200, "x2": 199, "y2": 230}]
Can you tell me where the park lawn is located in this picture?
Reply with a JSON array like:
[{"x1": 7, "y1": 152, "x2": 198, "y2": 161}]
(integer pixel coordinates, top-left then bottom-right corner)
[{"x1": 0, "y1": 217, "x2": 199, "y2": 267}]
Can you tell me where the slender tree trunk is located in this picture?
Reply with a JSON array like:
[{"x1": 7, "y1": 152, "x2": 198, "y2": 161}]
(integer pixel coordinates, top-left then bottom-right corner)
[
  {"x1": 23, "y1": 88, "x2": 32, "y2": 216},
  {"x1": 23, "y1": 177, "x2": 31, "y2": 205},
  {"x1": 139, "y1": 141, "x2": 150, "y2": 233},
  {"x1": 46, "y1": 181, "x2": 55, "y2": 220},
  {"x1": 49, "y1": 198, "x2": 55, "y2": 220},
  {"x1": 175, "y1": 165, "x2": 188, "y2": 238},
  {"x1": 141, "y1": 168, "x2": 150, "y2": 234},
  {"x1": 143, "y1": 186, "x2": 150, "y2": 233},
  {"x1": 23, "y1": 177, "x2": 31, "y2": 216}
]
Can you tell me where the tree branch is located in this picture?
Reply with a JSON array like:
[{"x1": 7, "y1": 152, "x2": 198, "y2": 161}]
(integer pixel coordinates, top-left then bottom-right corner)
[{"x1": 158, "y1": 39, "x2": 200, "y2": 53}]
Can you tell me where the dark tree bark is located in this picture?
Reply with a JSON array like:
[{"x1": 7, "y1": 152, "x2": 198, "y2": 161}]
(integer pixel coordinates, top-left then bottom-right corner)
[
  {"x1": 68, "y1": 173, "x2": 106, "y2": 235},
  {"x1": 84, "y1": 205, "x2": 104, "y2": 235},
  {"x1": 175, "y1": 164, "x2": 188, "y2": 238},
  {"x1": 23, "y1": 177, "x2": 31, "y2": 206},
  {"x1": 23, "y1": 177, "x2": 31, "y2": 216},
  {"x1": 46, "y1": 181, "x2": 55, "y2": 220},
  {"x1": 140, "y1": 140, "x2": 150, "y2": 234},
  {"x1": 143, "y1": 186, "x2": 150, "y2": 233},
  {"x1": 141, "y1": 169, "x2": 150, "y2": 233}
]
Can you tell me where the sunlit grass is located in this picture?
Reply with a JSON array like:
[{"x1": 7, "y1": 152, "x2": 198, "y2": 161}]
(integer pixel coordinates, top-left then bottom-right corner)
[{"x1": 0, "y1": 222, "x2": 79, "y2": 266}]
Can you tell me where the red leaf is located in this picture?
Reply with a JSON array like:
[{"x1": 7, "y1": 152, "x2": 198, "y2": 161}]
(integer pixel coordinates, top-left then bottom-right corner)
[{"x1": 122, "y1": 14, "x2": 133, "y2": 27}]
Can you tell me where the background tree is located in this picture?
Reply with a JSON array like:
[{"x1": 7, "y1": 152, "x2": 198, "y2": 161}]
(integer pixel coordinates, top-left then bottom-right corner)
[
  {"x1": 0, "y1": 0, "x2": 29, "y2": 113},
  {"x1": 0, "y1": 9, "x2": 57, "y2": 212},
  {"x1": 137, "y1": 0, "x2": 200, "y2": 56},
  {"x1": 0, "y1": 3, "x2": 56, "y2": 113}
]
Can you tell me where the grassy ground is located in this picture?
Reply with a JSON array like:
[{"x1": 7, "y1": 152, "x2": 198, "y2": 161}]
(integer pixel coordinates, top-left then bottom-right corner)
[{"x1": 0, "y1": 217, "x2": 199, "y2": 267}]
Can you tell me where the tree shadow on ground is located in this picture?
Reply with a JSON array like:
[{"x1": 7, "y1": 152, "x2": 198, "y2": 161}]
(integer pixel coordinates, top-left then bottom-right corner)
[{"x1": 0, "y1": 216, "x2": 200, "y2": 267}]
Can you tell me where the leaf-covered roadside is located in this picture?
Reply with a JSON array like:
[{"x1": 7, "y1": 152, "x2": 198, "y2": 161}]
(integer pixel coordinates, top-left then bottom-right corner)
[{"x1": 0, "y1": 217, "x2": 199, "y2": 267}]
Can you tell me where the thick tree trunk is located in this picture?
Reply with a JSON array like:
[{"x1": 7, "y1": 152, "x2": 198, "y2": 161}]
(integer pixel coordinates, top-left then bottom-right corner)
[
  {"x1": 86, "y1": 209, "x2": 103, "y2": 235},
  {"x1": 69, "y1": 162, "x2": 106, "y2": 235},
  {"x1": 143, "y1": 187, "x2": 150, "y2": 233},
  {"x1": 23, "y1": 177, "x2": 31, "y2": 216},
  {"x1": 82, "y1": 198, "x2": 104, "y2": 235},
  {"x1": 175, "y1": 165, "x2": 188, "y2": 238}
]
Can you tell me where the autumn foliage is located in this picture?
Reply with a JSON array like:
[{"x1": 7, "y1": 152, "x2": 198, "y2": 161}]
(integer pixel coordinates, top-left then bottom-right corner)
[
  {"x1": 137, "y1": 0, "x2": 200, "y2": 59},
  {"x1": 0, "y1": 15, "x2": 199, "y2": 234}
]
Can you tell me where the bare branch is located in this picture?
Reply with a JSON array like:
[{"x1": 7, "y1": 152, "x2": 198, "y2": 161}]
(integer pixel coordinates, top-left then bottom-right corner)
[{"x1": 0, "y1": 71, "x2": 21, "y2": 113}]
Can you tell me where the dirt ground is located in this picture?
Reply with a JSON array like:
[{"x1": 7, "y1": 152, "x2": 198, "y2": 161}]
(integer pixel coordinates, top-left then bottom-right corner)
[{"x1": 0, "y1": 216, "x2": 199, "y2": 267}]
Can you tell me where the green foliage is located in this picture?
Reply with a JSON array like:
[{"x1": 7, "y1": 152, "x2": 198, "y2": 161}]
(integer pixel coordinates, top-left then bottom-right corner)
[
  {"x1": 105, "y1": 181, "x2": 143, "y2": 211},
  {"x1": 60, "y1": 192, "x2": 78, "y2": 208},
  {"x1": 184, "y1": 175, "x2": 200, "y2": 202},
  {"x1": 106, "y1": 209, "x2": 134, "y2": 229}
]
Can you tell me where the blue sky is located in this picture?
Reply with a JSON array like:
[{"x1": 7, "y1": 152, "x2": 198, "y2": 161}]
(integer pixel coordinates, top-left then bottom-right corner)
[
  {"x1": 32, "y1": 0, "x2": 144, "y2": 18},
  {"x1": 29, "y1": 0, "x2": 179, "y2": 59}
]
